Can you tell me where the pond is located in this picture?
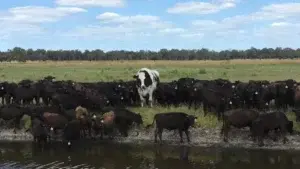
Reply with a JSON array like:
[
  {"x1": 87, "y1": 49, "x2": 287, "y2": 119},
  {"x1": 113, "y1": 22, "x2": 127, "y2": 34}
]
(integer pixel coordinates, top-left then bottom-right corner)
[{"x1": 0, "y1": 141, "x2": 300, "y2": 169}]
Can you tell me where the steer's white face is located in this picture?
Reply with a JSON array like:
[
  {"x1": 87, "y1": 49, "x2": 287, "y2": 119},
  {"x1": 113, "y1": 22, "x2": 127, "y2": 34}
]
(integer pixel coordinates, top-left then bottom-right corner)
[{"x1": 137, "y1": 72, "x2": 146, "y2": 89}]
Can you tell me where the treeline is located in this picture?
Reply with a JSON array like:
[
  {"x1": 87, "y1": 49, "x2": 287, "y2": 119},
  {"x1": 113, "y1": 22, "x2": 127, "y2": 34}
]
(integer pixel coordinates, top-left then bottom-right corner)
[{"x1": 1, "y1": 47, "x2": 300, "y2": 61}]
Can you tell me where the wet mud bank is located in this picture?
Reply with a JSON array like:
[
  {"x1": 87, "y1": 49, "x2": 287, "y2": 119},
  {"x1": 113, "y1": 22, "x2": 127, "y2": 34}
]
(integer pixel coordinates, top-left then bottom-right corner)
[{"x1": 1, "y1": 127, "x2": 300, "y2": 151}]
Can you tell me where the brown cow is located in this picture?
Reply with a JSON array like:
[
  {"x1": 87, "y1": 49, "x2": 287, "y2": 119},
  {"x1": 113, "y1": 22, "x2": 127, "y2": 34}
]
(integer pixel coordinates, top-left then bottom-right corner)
[
  {"x1": 99, "y1": 111, "x2": 116, "y2": 139},
  {"x1": 75, "y1": 106, "x2": 91, "y2": 138},
  {"x1": 42, "y1": 112, "x2": 68, "y2": 138}
]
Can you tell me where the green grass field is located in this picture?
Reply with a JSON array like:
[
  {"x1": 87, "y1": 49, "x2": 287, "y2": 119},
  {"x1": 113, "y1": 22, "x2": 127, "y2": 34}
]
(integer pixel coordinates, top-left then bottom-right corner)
[{"x1": 1, "y1": 60, "x2": 300, "y2": 131}]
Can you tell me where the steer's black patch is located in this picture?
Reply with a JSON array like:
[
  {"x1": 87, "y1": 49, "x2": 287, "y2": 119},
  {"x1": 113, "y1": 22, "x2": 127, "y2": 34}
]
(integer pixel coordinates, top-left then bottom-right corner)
[{"x1": 139, "y1": 70, "x2": 153, "y2": 87}]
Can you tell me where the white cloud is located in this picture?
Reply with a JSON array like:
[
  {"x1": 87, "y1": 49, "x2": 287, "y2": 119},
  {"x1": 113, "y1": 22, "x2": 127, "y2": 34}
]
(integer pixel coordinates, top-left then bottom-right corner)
[
  {"x1": 0, "y1": 6, "x2": 86, "y2": 40},
  {"x1": 0, "y1": 22, "x2": 44, "y2": 40},
  {"x1": 96, "y1": 12, "x2": 160, "y2": 25},
  {"x1": 254, "y1": 23, "x2": 300, "y2": 40},
  {"x1": 179, "y1": 33, "x2": 204, "y2": 38},
  {"x1": 0, "y1": 6, "x2": 86, "y2": 24},
  {"x1": 56, "y1": 0, "x2": 125, "y2": 7},
  {"x1": 191, "y1": 19, "x2": 239, "y2": 32},
  {"x1": 96, "y1": 12, "x2": 175, "y2": 31},
  {"x1": 188, "y1": 2, "x2": 300, "y2": 38},
  {"x1": 65, "y1": 25, "x2": 135, "y2": 38},
  {"x1": 96, "y1": 12, "x2": 120, "y2": 20},
  {"x1": 261, "y1": 3, "x2": 300, "y2": 17},
  {"x1": 66, "y1": 12, "x2": 184, "y2": 40},
  {"x1": 159, "y1": 28, "x2": 185, "y2": 34},
  {"x1": 271, "y1": 22, "x2": 290, "y2": 27},
  {"x1": 224, "y1": 3, "x2": 300, "y2": 24},
  {"x1": 167, "y1": 0, "x2": 238, "y2": 15}
]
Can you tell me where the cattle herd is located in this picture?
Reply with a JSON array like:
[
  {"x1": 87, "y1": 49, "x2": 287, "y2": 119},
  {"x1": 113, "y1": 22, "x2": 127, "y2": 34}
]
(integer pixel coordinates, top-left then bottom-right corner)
[{"x1": 1, "y1": 67, "x2": 300, "y2": 148}]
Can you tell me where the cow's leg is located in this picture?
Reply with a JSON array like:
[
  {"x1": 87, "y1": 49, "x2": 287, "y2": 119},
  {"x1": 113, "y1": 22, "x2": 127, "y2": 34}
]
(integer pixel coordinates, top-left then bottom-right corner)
[
  {"x1": 179, "y1": 129, "x2": 183, "y2": 143},
  {"x1": 258, "y1": 134, "x2": 264, "y2": 147},
  {"x1": 149, "y1": 92, "x2": 154, "y2": 108},
  {"x1": 158, "y1": 129, "x2": 163, "y2": 144},
  {"x1": 248, "y1": 126, "x2": 255, "y2": 140},
  {"x1": 88, "y1": 125, "x2": 92, "y2": 138},
  {"x1": 4, "y1": 95, "x2": 10, "y2": 104},
  {"x1": 188, "y1": 99, "x2": 193, "y2": 109},
  {"x1": 203, "y1": 102, "x2": 208, "y2": 117},
  {"x1": 13, "y1": 116, "x2": 22, "y2": 134},
  {"x1": 280, "y1": 124, "x2": 288, "y2": 144},
  {"x1": 100, "y1": 126, "x2": 104, "y2": 140},
  {"x1": 139, "y1": 94, "x2": 145, "y2": 107},
  {"x1": 222, "y1": 121, "x2": 230, "y2": 142},
  {"x1": 184, "y1": 130, "x2": 190, "y2": 143},
  {"x1": 154, "y1": 128, "x2": 158, "y2": 143}
]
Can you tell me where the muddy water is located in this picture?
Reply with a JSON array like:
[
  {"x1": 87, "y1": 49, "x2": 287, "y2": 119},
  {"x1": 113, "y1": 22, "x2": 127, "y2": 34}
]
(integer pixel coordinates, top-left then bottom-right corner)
[{"x1": 0, "y1": 141, "x2": 300, "y2": 169}]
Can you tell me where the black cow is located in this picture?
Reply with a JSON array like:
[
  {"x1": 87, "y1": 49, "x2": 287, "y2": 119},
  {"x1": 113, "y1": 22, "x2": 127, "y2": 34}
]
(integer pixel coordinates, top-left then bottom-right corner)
[
  {"x1": 72, "y1": 82, "x2": 110, "y2": 109},
  {"x1": 0, "y1": 104, "x2": 27, "y2": 133},
  {"x1": 63, "y1": 119, "x2": 81, "y2": 147},
  {"x1": 175, "y1": 78, "x2": 196, "y2": 106},
  {"x1": 91, "y1": 108, "x2": 143, "y2": 138},
  {"x1": 1, "y1": 82, "x2": 17, "y2": 104},
  {"x1": 31, "y1": 117, "x2": 49, "y2": 146},
  {"x1": 14, "y1": 81, "x2": 39, "y2": 105},
  {"x1": 154, "y1": 81, "x2": 178, "y2": 107},
  {"x1": 35, "y1": 77, "x2": 57, "y2": 105},
  {"x1": 147, "y1": 112, "x2": 197, "y2": 144},
  {"x1": 221, "y1": 108, "x2": 260, "y2": 142},
  {"x1": 0, "y1": 82, "x2": 8, "y2": 104},
  {"x1": 251, "y1": 111, "x2": 292, "y2": 147},
  {"x1": 188, "y1": 80, "x2": 210, "y2": 109},
  {"x1": 50, "y1": 93, "x2": 84, "y2": 110},
  {"x1": 201, "y1": 86, "x2": 233, "y2": 121}
]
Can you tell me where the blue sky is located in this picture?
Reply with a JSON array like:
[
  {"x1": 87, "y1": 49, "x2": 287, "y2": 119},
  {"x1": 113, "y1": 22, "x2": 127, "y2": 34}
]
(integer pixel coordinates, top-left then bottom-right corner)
[{"x1": 0, "y1": 0, "x2": 300, "y2": 51}]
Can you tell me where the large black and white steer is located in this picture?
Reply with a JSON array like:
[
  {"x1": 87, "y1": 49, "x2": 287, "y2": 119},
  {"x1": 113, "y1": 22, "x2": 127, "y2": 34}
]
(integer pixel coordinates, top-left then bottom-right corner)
[{"x1": 133, "y1": 68, "x2": 160, "y2": 107}]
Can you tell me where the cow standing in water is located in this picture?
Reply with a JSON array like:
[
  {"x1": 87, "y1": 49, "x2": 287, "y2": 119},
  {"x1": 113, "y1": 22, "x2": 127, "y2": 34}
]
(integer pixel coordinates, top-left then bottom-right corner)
[{"x1": 133, "y1": 68, "x2": 160, "y2": 107}]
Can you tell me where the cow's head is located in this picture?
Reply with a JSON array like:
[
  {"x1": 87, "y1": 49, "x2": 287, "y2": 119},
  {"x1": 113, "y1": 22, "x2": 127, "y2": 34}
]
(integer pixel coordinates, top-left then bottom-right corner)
[
  {"x1": 133, "y1": 70, "x2": 152, "y2": 90},
  {"x1": 287, "y1": 120, "x2": 294, "y2": 134},
  {"x1": 186, "y1": 115, "x2": 197, "y2": 127}
]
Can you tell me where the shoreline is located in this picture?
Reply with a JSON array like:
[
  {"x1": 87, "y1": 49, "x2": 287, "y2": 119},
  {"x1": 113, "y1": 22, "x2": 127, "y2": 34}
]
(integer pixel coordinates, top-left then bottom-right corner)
[{"x1": 1, "y1": 128, "x2": 300, "y2": 151}]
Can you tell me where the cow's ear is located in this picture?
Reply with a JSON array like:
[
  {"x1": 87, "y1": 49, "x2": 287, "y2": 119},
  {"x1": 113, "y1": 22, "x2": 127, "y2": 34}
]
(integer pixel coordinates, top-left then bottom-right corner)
[{"x1": 133, "y1": 75, "x2": 138, "y2": 79}]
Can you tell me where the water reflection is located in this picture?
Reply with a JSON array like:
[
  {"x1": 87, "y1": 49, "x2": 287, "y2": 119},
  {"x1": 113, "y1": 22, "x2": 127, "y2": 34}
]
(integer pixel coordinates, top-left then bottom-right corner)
[{"x1": 0, "y1": 142, "x2": 299, "y2": 169}]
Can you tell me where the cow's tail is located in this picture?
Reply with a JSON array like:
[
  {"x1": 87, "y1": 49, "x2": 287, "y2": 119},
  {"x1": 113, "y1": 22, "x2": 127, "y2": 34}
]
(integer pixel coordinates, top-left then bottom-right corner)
[{"x1": 145, "y1": 114, "x2": 157, "y2": 129}]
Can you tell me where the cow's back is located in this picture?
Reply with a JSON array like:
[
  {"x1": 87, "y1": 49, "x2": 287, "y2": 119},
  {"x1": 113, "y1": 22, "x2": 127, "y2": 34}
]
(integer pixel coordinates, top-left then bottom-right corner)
[{"x1": 154, "y1": 112, "x2": 188, "y2": 129}]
